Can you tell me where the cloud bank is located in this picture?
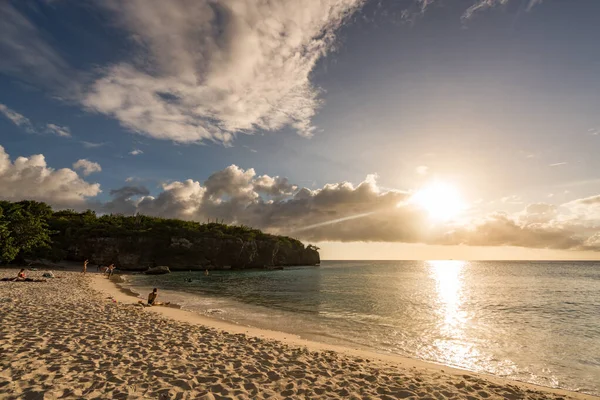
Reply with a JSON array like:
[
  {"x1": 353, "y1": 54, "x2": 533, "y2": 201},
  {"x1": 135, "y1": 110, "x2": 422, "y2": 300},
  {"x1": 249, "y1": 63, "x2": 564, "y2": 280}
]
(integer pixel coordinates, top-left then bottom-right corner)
[
  {"x1": 0, "y1": 146, "x2": 598, "y2": 251},
  {"x1": 101, "y1": 166, "x2": 600, "y2": 251}
]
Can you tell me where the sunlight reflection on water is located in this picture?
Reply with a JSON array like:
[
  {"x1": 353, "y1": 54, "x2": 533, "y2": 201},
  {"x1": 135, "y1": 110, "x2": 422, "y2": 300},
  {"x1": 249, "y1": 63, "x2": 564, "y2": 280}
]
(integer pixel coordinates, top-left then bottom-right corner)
[
  {"x1": 428, "y1": 260, "x2": 479, "y2": 368},
  {"x1": 127, "y1": 261, "x2": 600, "y2": 395},
  {"x1": 429, "y1": 260, "x2": 466, "y2": 332}
]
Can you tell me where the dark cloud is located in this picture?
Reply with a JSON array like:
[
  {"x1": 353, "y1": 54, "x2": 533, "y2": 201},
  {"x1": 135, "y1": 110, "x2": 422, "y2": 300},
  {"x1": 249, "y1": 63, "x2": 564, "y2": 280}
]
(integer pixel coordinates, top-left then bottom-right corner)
[
  {"x1": 103, "y1": 185, "x2": 151, "y2": 215},
  {"x1": 253, "y1": 175, "x2": 297, "y2": 197},
  {"x1": 442, "y1": 213, "x2": 582, "y2": 250},
  {"x1": 569, "y1": 195, "x2": 600, "y2": 206}
]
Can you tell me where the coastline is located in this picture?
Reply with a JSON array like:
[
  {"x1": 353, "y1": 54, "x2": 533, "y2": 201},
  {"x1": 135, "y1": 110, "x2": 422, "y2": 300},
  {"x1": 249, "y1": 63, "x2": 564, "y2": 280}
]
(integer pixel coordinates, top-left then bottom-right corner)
[
  {"x1": 1, "y1": 268, "x2": 597, "y2": 399},
  {"x1": 95, "y1": 273, "x2": 597, "y2": 399}
]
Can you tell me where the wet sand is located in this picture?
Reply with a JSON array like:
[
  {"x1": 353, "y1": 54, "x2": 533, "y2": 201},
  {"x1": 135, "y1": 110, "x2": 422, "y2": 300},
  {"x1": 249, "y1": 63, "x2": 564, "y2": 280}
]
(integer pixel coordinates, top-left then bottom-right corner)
[{"x1": 0, "y1": 268, "x2": 596, "y2": 399}]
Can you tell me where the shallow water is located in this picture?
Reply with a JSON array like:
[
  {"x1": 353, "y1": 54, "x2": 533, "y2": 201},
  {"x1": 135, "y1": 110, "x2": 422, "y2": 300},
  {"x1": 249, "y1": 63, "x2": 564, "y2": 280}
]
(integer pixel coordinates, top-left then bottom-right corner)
[{"x1": 124, "y1": 260, "x2": 600, "y2": 395}]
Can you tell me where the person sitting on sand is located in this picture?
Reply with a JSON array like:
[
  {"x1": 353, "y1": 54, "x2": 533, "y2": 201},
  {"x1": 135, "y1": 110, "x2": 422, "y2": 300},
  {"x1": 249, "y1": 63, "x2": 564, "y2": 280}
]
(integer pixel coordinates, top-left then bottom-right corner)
[
  {"x1": 16, "y1": 269, "x2": 27, "y2": 281},
  {"x1": 148, "y1": 288, "x2": 158, "y2": 305},
  {"x1": 144, "y1": 288, "x2": 170, "y2": 307},
  {"x1": 4, "y1": 269, "x2": 46, "y2": 282}
]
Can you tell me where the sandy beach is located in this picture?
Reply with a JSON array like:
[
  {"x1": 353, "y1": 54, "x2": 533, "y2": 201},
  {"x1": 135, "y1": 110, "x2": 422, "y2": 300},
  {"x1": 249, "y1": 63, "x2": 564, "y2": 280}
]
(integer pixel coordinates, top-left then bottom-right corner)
[{"x1": 0, "y1": 269, "x2": 597, "y2": 400}]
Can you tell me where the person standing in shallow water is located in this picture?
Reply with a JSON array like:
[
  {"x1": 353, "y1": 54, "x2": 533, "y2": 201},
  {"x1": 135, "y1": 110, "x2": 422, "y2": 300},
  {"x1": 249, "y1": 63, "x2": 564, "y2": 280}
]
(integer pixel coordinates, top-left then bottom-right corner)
[{"x1": 82, "y1": 259, "x2": 88, "y2": 274}]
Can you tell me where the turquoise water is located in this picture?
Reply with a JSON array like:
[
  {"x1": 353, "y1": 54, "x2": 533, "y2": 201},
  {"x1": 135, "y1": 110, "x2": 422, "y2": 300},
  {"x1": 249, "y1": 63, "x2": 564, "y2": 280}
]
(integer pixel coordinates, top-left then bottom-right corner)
[{"x1": 124, "y1": 260, "x2": 600, "y2": 395}]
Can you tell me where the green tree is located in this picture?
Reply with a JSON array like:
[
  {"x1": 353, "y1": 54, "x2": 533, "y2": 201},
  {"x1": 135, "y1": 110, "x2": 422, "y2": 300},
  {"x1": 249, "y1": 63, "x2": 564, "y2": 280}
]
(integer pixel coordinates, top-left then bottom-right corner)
[
  {"x1": 0, "y1": 208, "x2": 18, "y2": 264},
  {"x1": 0, "y1": 201, "x2": 52, "y2": 263}
]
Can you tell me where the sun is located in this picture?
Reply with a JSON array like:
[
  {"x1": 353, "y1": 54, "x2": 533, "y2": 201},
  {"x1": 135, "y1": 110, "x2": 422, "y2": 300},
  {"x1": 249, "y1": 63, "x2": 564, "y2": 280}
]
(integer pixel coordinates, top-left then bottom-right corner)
[{"x1": 412, "y1": 182, "x2": 465, "y2": 221}]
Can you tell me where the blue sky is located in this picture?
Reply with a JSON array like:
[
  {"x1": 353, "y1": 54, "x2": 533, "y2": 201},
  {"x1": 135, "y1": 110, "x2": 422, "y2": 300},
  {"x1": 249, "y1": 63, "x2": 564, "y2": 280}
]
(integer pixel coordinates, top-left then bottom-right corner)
[{"x1": 2, "y1": 0, "x2": 600, "y2": 259}]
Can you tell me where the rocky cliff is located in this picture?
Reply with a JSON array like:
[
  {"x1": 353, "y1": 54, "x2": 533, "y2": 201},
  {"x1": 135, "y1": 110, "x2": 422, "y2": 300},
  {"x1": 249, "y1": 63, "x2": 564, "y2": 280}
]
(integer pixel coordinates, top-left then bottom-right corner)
[
  {"x1": 0, "y1": 203, "x2": 320, "y2": 270},
  {"x1": 63, "y1": 235, "x2": 319, "y2": 270}
]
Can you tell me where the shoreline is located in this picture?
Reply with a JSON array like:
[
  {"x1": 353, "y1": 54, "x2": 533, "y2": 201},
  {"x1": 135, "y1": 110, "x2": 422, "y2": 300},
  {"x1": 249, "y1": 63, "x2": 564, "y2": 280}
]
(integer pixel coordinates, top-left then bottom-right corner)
[
  {"x1": 1, "y1": 268, "x2": 597, "y2": 399},
  {"x1": 95, "y1": 273, "x2": 597, "y2": 399}
]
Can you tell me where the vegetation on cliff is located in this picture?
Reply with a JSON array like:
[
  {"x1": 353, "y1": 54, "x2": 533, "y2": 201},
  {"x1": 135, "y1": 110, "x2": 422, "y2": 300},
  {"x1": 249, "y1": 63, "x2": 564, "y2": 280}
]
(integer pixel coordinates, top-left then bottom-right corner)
[
  {"x1": 0, "y1": 200, "x2": 320, "y2": 269},
  {"x1": 0, "y1": 201, "x2": 52, "y2": 264}
]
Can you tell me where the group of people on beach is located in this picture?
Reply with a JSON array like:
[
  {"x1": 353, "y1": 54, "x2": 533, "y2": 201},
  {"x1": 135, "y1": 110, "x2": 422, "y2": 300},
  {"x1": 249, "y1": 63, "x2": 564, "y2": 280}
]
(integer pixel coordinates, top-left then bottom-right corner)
[
  {"x1": 80, "y1": 259, "x2": 165, "y2": 307},
  {"x1": 4, "y1": 258, "x2": 170, "y2": 308},
  {"x1": 81, "y1": 259, "x2": 115, "y2": 278}
]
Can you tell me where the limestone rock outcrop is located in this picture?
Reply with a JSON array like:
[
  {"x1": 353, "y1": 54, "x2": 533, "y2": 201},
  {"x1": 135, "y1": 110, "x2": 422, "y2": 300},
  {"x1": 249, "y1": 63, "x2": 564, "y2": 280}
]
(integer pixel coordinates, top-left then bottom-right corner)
[
  {"x1": 63, "y1": 236, "x2": 320, "y2": 271},
  {"x1": 144, "y1": 266, "x2": 171, "y2": 275}
]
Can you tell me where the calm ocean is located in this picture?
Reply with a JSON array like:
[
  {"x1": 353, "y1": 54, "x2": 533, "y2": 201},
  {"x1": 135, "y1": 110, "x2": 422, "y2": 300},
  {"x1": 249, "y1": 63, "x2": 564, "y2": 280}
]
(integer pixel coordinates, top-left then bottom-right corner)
[{"x1": 122, "y1": 260, "x2": 600, "y2": 395}]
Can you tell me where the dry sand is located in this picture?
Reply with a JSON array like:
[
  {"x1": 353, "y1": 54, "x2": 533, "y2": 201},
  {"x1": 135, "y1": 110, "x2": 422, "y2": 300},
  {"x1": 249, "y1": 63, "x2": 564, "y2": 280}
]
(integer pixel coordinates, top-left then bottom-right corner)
[{"x1": 0, "y1": 268, "x2": 597, "y2": 400}]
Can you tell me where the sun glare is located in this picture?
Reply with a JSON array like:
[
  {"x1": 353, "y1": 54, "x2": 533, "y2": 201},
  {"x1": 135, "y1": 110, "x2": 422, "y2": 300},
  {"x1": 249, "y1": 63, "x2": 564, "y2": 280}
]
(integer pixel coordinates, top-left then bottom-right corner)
[{"x1": 412, "y1": 182, "x2": 465, "y2": 221}]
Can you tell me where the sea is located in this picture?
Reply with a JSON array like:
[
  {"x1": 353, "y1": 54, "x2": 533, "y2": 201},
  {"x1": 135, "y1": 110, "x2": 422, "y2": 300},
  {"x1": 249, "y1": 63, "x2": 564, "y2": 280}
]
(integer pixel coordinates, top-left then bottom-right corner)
[{"x1": 120, "y1": 260, "x2": 600, "y2": 395}]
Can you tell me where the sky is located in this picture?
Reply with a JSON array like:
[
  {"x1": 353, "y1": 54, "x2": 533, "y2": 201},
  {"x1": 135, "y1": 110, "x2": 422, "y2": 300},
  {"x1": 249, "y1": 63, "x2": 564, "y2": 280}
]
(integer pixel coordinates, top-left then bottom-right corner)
[{"x1": 1, "y1": 0, "x2": 600, "y2": 260}]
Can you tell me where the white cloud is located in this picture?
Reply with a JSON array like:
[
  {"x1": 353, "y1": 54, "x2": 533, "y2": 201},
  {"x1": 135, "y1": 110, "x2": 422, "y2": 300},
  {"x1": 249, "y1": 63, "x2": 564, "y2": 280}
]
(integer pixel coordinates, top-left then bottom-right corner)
[
  {"x1": 549, "y1": 162, "x2": 567, "y2": 167},
  {"x1": 501, "y1": 195, "x2": 522, "y2": 204},
  {"x1": 129, "y1": 149, "x2": 143, "y2": 156},
  {"x1": 3, "y1": 0, "x2": 547, "y2": 146},
  {"x1": 0, "y1": 104, "x2": 72, "y2": 138},
  {"x1": 73, "y1": 159, "x2": 102, "y2": 176},
  {"x1": 462, "y1": 0, "x2": 542, "y2": 20},
  {"x1": 46, "y1": 123, "x2": 71, "y2": 138},
  {"x1": 0, "y1": 145, "x2": 101, "y2": 208},
  {"x1": 0, "y1": 103, "x2": 35, "y2": 133},
  {"x1": 526, "y1": 0, "x2": 543, "y2": 11},
  {"x1": 462, "y1": 0, "x2": 509, "y2": 20},
  {"x1": 82, "y1": 0, "x2": 364, "y2": 144},
  {"x1": 416, "y1": 165, "x2": 429, "y2": 175},
  {"x1": 81, "y1": 141, "x2": 105, "y2": 149},
  {"x1": 0, "y1": 2, "x2": 76, "y2": 92},
  {"x1": 118, "y1": 167, "x2": 421, "y2": 242}
]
